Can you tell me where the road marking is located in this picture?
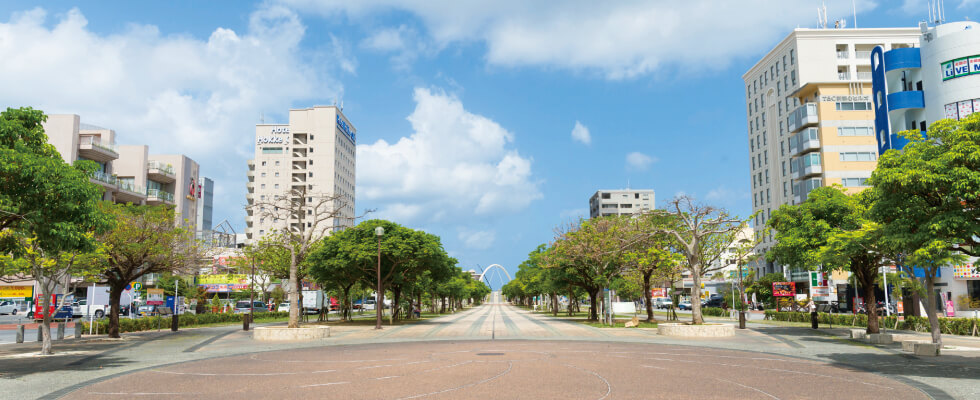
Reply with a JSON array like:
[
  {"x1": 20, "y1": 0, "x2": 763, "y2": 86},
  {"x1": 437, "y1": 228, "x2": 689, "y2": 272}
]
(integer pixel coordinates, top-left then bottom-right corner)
[
  {"x1": 562, "y1": 363, "x2": 611, "y2": 400},
  {"x1": 640, "y1": 364, "x2": 666, "y2": 370},
  {"x1": 396, "y1": 361, "x2": 513, "y2": 400},
  {"x1": 300, "y1": 381, "x2": 350, "y2": 388},
  {"x1": 91, "y1": 392, "x2": 183, "y2": 396},
  {"x1": 715, "y1": 378, "x2": 781, "y2": 399},
  {"x1": 375, "y1": 375, "x2": 400, "y2": 380}
]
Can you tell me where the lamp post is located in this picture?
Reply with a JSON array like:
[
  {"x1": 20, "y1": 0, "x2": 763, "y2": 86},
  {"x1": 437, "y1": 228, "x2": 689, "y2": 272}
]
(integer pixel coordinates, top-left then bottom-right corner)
[
  {"x1": 737, "y1": 239, "x2": 751, "y2": 329},
  {"x1": 375, "y1": 226, "x2": 384, "y2": 330}
]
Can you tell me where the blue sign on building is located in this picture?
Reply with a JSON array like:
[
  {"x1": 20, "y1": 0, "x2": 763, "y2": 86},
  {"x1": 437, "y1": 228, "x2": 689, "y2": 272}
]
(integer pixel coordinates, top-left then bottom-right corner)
[{"x1": 336, "y1": 115, "x2": 356, "y2": 144}]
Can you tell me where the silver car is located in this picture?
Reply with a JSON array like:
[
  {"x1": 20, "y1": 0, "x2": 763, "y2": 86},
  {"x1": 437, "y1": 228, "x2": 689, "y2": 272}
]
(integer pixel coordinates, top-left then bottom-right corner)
[{"x1": 0, "y1": 301, "x2": 18, "y2": 315}]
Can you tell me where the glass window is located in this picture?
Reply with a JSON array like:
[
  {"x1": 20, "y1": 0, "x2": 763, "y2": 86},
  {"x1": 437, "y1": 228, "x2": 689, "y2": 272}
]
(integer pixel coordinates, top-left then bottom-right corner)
[
  {"x1": 842, "y1": 177, "x2": 869, "y2": 187},
  {"x1": 838, "y1": 126, "x2": 873, "y2": 136},
  {"x1": 839, "y1": 152, "x2": 877, "y2": 162},
  {"x1": 790, "y1": 49, "x2": 795, "y2": 65}
]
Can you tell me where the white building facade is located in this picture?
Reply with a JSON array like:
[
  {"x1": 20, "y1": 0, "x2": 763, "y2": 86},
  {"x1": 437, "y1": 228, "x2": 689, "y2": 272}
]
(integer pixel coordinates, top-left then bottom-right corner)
[
  {"x1": 588, "y1": 189, "x2": 654, "y2": 218},
  {"x1": 246, "y1": 106, "x2": 356, "y2": 242}
]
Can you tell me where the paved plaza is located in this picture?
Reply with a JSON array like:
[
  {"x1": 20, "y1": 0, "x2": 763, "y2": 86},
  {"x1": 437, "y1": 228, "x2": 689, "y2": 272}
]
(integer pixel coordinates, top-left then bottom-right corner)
[{"x1": 1, "y1": 303, "x2": 979, "y2": 399}]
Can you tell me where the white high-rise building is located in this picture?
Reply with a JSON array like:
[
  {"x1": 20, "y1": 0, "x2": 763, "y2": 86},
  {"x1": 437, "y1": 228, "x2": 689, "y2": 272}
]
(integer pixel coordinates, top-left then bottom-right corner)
[
  {"x1": 588, "y1": 189, "x2": 655, "y2": 218},
  {"x1": 245, "y1": 106, "x2": 356, "y2": 242},
  {"x1": 743, "y1": 27, "x2": 920, "y2": 278}
]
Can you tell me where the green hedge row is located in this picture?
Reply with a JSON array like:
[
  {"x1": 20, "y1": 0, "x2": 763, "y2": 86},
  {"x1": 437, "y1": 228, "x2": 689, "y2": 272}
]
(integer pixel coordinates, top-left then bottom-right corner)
[
  {"x1": 764, "y1": 311, "x2": 980, "y2": 336},
  {"x1": 80, "y1": 311, "x2": 290, "y2": 334},
  {"x1": 701, "y1": 307, "x2": 727, "y2": 317}
]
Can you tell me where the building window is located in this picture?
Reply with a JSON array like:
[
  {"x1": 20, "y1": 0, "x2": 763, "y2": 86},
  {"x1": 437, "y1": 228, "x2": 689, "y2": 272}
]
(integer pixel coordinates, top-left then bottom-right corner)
[
  {"x1": 261, "y1": 172, "x2": 266, "y2": 177},
  {"x1": 274, "y1": 184, "x2": 280, "y2": 189},
  {"x1": 275, "y1": 161, "x2": 280, "y2": 166},
  {"x1": 262, "y1": 147, "x2": 283, "y2": 154},
  {"x1": 783, "y1": 182, "x2": 788, "y2": 196},
  {"x1": 839, "y1": 152, "x2": 877, "y2": 161},
  {"x1": 842, "y1": 178, "x2": 869, "y2": 187},
  {"x1": 835, "y1": 101, "x2": 872, "y2": 111},
  {"x1": 790, "y1": 49, "x2": 795, "y2": 65},
  {"x1": 764, "y1": 150, "x2": 768, "y2": 164},
  {"x1": 261, "y1": 161, "x2": 267, "y2": 166},
  {"x1": 309, "y1": 172, "x2": 313, "y2": 177},
  {"x1": 601, "y1": 193, "x2": 611, "y2": 199},
  {"x1": 621, "y1": 204, "x2": 633, "y2": 208},
  {"x1": 260, "y1": 184, "x2": 266, "y2": 189},
  {"x1": 838, "y1": 127, "x2": 873, "y2": 136},
  {"x1": 275, "y1": 172, "x2": 280, "y2": 177},
  {"x1": 766, "y1": 189, "x2": 771, "y2": 203},
  {"x1": 781, "y1": 161, "x2": 786, "y2": 176},
  {"x1": 765, "y1": 170, "x2": 770, "y2": 184}
]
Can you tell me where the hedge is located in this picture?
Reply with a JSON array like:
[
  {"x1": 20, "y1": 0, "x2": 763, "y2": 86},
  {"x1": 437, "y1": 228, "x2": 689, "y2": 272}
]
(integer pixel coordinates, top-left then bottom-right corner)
[
  {"x1": 764, "y1": 311, "x2": 980, "y2": 336},
  {"x1": 80, "y1": 311, "x2": 290, "y2": 334},
  {"x1": 701, "y1": 307, "x2": 728, "y2": 317}
]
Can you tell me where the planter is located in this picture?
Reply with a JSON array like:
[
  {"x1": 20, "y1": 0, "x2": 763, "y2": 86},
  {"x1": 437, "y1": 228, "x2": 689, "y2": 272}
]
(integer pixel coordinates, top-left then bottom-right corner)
[
  {"x1": 657, "y1": 323, "x2": 735, "y2": 338},
  {"x1": 253, "y1": 325, "x2": 331, "y2": 342}
]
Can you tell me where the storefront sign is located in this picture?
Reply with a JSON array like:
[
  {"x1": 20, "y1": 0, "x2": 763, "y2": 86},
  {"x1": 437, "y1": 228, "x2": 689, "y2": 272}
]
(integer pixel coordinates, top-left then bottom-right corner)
[
  {"x1": 0, "y1": 285, "x2": 33, "y2": 298},
  {"x1": 772, "y1": 282, "x2": 795, "y2": 297},
  {"x1": 336, "y1": 115, "x2": 356, "y2": 144},
  {"x1": 199, "y1": 274, "x2": 248, "y2": 285},
  {"x1": 651, "y1": 288, "x2": 667, "y2": 298},
  {"x1": 942, "y1": 55, "x2": 980, "y2": 81},
  {"x1": 270, "y1": 127, "x2": 290, "y2": 134},
  {"x1": 953, "y1": 264, "x2": 980, "y2": 279},
  {"x1": 147, "y1": 288, "x2": 165, "y2": 306}
]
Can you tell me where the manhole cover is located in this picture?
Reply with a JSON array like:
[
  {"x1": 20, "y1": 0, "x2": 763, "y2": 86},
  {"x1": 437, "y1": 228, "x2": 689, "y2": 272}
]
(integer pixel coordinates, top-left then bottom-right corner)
[{"x1": 476, "y1": 352, "x2": 504, "y2": 356}]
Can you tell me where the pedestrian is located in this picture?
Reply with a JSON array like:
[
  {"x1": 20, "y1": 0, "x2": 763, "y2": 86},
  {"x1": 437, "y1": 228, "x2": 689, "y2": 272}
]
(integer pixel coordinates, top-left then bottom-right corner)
[{"x1": 413, "y1": 305, "x2": 421, "y2": 319}]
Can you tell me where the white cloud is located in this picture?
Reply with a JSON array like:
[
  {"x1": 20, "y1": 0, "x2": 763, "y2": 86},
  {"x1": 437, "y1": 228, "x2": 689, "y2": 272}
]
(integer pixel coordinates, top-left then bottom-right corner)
[
  {"x1": 283, "y1": 0, "x2": 877, "y2": 78},
  {"x1": 626, "y1": 152, "x2": 655, "y2": 171},
  {"x1": 458, "y1": 229, "x2": 496, "y2": 250},
  {"x1": 0, "y1": 6, "x2": 350, "y2": 228},
  {"x1": 357, "y1": 87, "x2": 542, "y2": 224},
  {"x1": 359, "y1": 24, "x2": 432, "y2": 70},
  {"x1": 570, "y1": 121, "x2": 591, "y2": 145}
]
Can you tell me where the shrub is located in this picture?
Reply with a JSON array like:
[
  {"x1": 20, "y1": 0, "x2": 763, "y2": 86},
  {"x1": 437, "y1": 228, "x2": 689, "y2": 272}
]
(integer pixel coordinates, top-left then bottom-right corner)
[
  {"x1": 764, "y1": 311, "x2": 980, "y2": 336},
  {"x1": 701, "y1": 307, "x2": 727, "y2": 317},
  {"x1": 80, "y1": 311, "x2": 290, "y2": 334}
]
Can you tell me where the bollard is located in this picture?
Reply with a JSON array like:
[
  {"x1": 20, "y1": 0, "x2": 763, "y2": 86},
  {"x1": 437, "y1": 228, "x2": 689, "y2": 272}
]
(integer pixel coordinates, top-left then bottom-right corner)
[
  {"x1": 37, "y1": 326, "x2": 43, "y2": 342},
  {"x1": 57, "y1": 322, "x2": 65, "y2": 340},
  {"x1": 16, "y1": 325, "x2": 24, "y2": 343},
  {"x1": 171, "y1": 314, "x2": 179, "y2": 332},
  {"x1": 243, "y1": 313, "x2": 250, "y2": 331},
  {"x1": 74, "y1": 323, "x2": 82, "y2": 339}
]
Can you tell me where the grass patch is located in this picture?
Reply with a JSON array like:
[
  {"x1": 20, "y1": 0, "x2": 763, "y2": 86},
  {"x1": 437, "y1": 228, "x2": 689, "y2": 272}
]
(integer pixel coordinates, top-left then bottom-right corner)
[{"x1": 580, "y1": 319, "x2": 659, "y2": 329}]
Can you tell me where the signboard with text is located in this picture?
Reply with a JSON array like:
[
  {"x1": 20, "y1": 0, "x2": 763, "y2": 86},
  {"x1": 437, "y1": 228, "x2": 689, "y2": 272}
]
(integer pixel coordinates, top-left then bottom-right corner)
[
  {"x1": 147, "y1": 288, "x2": 165, "y2": 306},
  {"x1": 942, "y1": 55, "x2": 980, "y2": 81},
  {"x1": 651, "y1": 288, "x2": 667, "y2": 298},
  {"x1": 772, "y1": 282, "x2": 795, "y2": 297},
  {"x1": 0, "y1": 285, "x2": 33, "y2": 299}
]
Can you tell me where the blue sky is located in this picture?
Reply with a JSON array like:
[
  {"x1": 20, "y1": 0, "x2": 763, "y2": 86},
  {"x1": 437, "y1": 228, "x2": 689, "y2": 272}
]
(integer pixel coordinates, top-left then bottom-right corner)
[{"x1": 1, "y1": 1, "x2": 977, "y2": 287}]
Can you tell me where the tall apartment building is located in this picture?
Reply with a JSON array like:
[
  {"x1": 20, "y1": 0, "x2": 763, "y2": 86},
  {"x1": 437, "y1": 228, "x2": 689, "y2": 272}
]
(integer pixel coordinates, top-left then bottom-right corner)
[
  {"x1": 246, "y1": 106, "x2": 356, "y2": 242},
  {"x1": 588, "y1": 189, "x2": 655, "y2": 218},
  {"x1": 197, "y1": 177, "x2": 214, "y2": 232},
  {"x1": 743, "y1": 27, "x2": 920, "y2": 277},
  {"x1": 42, "y1": 115, "x2": 202, "y2": 232}
]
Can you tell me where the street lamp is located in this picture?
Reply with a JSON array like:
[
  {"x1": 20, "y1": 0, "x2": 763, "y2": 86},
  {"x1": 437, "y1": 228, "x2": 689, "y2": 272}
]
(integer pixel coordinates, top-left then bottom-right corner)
[
  {"x1": 737, "y1": 238, "x2": 751, "y2": 329},
  {"x1": 375, "y1": 226, "x2": 384, "y2": 330}
]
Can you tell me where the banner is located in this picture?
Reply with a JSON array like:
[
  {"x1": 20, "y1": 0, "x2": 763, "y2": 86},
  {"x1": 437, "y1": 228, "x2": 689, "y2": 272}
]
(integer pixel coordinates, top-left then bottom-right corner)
[
  {"x1": 772, "y1": 282, "x2": 795, "y2": 297},
  {"x1": 0, "y1": 285, "x2": 33, "y2": 298},
  {"x1": 198, "y1": 274, "x2": 248, "y2": 285},
  {"x1": 147, "y1": 288, "x2": 165, "y2": 305},
  {"x1": 651, "y1": 288, "x2": 667, "y2": 298}
]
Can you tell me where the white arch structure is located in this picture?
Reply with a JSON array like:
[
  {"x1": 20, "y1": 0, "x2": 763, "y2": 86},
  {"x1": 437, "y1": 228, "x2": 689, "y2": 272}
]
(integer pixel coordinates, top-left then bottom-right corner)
[{"x1": 478, "y1": 264, "x2": 511, "y2": 289}]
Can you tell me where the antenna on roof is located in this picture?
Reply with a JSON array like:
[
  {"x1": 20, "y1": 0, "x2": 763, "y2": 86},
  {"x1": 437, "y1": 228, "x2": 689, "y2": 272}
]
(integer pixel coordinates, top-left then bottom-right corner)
[
  {"x1": 852, "y1": 0, "x2": 858, "y2": 28},
  {"x1": 817, "y1": 3, "x2": 828, "y2": 29}
]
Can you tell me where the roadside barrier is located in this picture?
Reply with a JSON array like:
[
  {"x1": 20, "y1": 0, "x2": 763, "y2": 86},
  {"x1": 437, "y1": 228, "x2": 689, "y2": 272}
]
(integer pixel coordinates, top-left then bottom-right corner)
[{"x1": 764, "y1": 311, "x2": 980, "y2": 336}]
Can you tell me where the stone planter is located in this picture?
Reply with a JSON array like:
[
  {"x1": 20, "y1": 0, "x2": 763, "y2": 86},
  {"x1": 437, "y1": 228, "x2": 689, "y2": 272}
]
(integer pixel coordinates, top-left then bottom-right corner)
[
  {"x1": 657, "y1": 323, "x2": 734, "y2": 338},
  {"x1": 253, "y1": 325, "x2": 331, "y2": 342}
]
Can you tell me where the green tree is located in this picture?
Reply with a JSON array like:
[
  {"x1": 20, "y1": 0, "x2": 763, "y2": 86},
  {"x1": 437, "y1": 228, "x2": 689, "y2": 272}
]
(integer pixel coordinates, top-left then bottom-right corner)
[
  {"x1": 867, "y1": 116, "x2": 980, "y2": 345},
  {"x1": 624, "y1": 213, "x2": 684, "y2": 322},
  {"x1": 0, "y1": 107, "x2": 112, "y2": 354},
  {"x1": 768, "y1": 186, "x2": 890, "y2": 333},
  {"x1": 95, "y1": 204, "x2": 200, "y2": 338},
  {"x1": 547, "y1": 217, "x2": 627, "y2": 321}
]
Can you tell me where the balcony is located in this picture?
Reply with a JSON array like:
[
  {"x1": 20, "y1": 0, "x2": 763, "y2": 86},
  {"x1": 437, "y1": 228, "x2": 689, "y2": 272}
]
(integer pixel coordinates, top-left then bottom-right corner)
[
  {"x1": 78, "y1": 136, "x2": 119, "y2": 163},
  {"x1": 89, "y1": 170, "x2": 118, "y2": 191},
  {"x1": 855, "y1": 50, "x2": 872, "y2": 62},
  {"x1": 887, "y1": 90, "x2": 925, "y2": 111},
  {"x1": 292, "y1": 173, "x2": 307, "y2": 183},
  {"x1": 838, "y1": 72, "x2": 851, "y2": 81},
  {"x1": 146, "y1": 161, "x2": 176, "y2": 183},
  {"x1": 787, "y1": 103, "x2": 818, "y2": 133},
  {"x1": 856, "y1": 71, "x2": 872, "y2": 80},
  {"x1": 836, "y1": 50, "x2": 849, "y2": 59},
  {"x1": 146, "y1": 189, "x2": 175, "y2": 205},
  {"x1": 247, "y1": 159, "x2": 255, "y2": 171},
  {"x1": 793, "y1": 164, "x2": 822, "y2": 179},
  {"x1": 115, "y1": 181, "x2": 147, "y2": 204},
  {"x1": 790, "y1": 128, "x2": 820, "y2": 156}
]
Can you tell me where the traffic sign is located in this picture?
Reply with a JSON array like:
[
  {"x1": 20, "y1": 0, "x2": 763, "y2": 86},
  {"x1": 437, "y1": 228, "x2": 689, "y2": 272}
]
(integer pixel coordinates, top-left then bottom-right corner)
[{"x1": 134, "y1": 283, "x2": 143, "y2": 291}]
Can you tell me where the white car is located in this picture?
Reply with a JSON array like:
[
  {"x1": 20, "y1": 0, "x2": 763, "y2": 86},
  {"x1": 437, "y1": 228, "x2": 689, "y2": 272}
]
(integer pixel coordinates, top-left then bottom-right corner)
[
  {"x1": 277, "y1": 301, "x2": 290, "y2": 312},
  {"x1": 0, "y1": 301, "x2": 18, "y2": 315}
]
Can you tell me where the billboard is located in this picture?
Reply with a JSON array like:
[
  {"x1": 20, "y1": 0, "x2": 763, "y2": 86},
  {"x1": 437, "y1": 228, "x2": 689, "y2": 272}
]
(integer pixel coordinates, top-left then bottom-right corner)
[
  {"x1": 941, "y1": 55, "x2": 980, "y2": 81},
  {"x1": 147, "y1": 288, "x2": 165, "y2": 306},
  {"x1": 772, "y1": 282, "x2": 795, "y2": 297},
  {"x1": 0, "y1": 285, "x2": 33, "y2": 299},
  {"x1": 651, "y1": 288, "x2": 668, "y2": 298}
]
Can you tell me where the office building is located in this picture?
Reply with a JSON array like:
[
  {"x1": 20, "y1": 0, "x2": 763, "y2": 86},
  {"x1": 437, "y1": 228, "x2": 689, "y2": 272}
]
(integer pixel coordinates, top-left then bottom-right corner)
[
  {"x1": 743, "y1": 26, "x2": 920, "y2": 278},
  {"x1": 197, "y1": 176, "x2": 214, "y2": 232},
  {"x1": 588, "y1": 189, "x2": 655, "y2": 218},
  {"x1": 246, "y1": 106, "x2": 356, "y2": 242}
]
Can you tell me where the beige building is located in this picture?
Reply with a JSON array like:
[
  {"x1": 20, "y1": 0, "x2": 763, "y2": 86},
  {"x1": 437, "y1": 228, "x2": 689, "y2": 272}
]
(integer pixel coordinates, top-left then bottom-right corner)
[
  {"x1": 588, "y1": 189, "x2": 655, "y2": 218},
  {"x1": 246, "y1": 106, "x2": 356, "y2": 242},
  {"x1": 742, "y1": 27, "x2": 920, "y2": 277},
  {"x1": 41, "y1": 115, "x2": 201, "y2": 231}
]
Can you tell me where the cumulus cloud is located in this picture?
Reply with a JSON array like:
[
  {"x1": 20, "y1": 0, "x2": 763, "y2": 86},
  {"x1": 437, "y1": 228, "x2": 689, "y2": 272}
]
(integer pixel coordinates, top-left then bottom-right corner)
[
  {"x1": 458, "y1": 229, "x2": 496, "y2": 250},
  {"x1": 570, "y1": 121, "x2": 591, "y2": 145},
  {"x1": 283, "y1": 0, "x2": 876, "y2": 78},
  {"x1": 626, "y1": 152, "x2": 655, "y2": 171},
  {"x1": 359, "y1": 24, "x2": 432, "y2": 70},
  {"x1": 0, "y1": 6, "x2": 350, "y2": 227},
  {"x1": 357, "y1": 87, "x2": 542, "y2": 223}
]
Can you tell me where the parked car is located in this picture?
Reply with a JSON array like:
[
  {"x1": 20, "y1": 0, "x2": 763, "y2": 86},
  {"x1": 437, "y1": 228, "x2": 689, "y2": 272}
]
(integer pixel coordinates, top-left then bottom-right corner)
[
  {"x1": 677, "y1": 301, "x2": 692, "y2": 310},
  {"x1": 234, "y1": 300, "x2": 267, "y2": 314},
  {"x1": 277, "y1": 301, "x2": 290, "y2": 313},
  {"x1": 653, "y1": 298, "x2": 673, "y2": 309},
  {"x1": 704, "y1": 297, "x2": 726, "y2": 308},
  {"x1": 0, "y1": 301, "x2": 18, "y2": 315},
  {"x1": 137, "y1": 305, "x2": 158, "y2": 317}
]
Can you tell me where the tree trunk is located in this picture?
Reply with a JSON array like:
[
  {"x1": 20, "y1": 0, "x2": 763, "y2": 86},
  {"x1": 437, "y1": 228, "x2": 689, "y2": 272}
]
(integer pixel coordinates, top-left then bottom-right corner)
[
  {"x1": 551, "y1": 292, "x2": 558, "y2": 317},
  {"x1": 39, "y1": 289, "x2": 53, "y2": 355},
  {"x1": 107, "y1": 282, "x2": 125, "y2": 339},
  {"x1": 587, "y1": 289, "x2": 599, "y2": 321},
  {"x1": 691, "y1": 269, "x2": 704, "y2": 324},
  {"x1": 392, "y1": 286, "x2": 402, "y2": 321},
  {"x1": 288, "y1": 250, "x2": 300, "y2": 328},
  {"x1": 643, "y1": 271, "x2": 655, "y2": 322},
  {"x1": 417, "y1": 292, "x2": 423, "y2": 319},
  {"x1": 855, "y1": 265, "x2": 879, "y2": 334},
  {"x1": 923, "y1": 273, "x2": 943, "y2": 346}
]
